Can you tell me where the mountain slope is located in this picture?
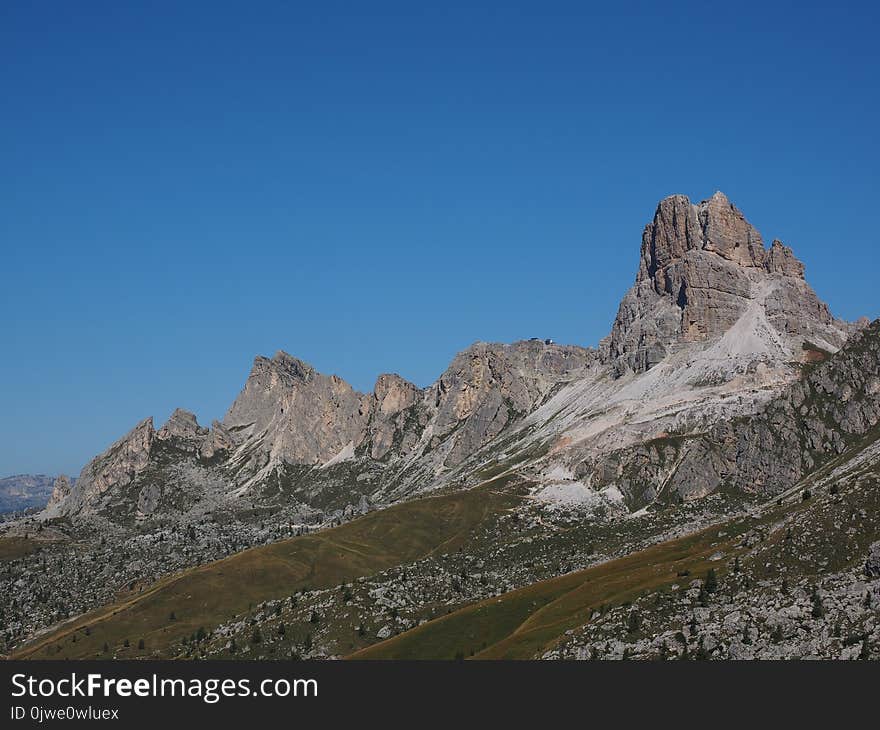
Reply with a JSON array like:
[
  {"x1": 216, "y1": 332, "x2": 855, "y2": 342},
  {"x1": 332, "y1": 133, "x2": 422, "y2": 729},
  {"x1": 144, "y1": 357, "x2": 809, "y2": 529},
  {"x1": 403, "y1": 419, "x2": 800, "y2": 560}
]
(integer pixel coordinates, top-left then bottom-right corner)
[{"x1": 12, "y1": 479, "x2": 521, "y2": 659}]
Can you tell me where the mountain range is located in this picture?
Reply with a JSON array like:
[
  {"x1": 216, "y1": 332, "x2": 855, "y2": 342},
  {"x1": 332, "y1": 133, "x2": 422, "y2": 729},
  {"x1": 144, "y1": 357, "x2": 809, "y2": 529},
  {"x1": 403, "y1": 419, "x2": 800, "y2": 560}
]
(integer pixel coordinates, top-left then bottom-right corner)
[
  {"x1": 5, "y1": 191, "x2": 879, "y2": 661},
  {"x1": 44, "y1": 191, "x2": 863, "y2": 523}
]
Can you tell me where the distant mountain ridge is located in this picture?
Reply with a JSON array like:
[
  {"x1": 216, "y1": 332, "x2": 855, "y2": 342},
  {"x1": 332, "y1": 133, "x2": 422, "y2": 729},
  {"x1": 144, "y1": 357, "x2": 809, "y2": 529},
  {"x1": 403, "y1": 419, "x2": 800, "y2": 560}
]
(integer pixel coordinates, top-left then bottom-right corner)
[{"x1": 0, "y1": 474, "x2": 73, "y2": 513}]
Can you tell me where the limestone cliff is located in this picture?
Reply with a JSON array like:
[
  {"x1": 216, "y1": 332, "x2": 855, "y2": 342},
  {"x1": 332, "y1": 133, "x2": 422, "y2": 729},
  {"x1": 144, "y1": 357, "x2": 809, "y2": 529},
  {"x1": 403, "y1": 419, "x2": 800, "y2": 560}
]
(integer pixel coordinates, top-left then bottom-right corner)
[{"x1": 606, "y1": 192, "x2": 850, "y2": 374}]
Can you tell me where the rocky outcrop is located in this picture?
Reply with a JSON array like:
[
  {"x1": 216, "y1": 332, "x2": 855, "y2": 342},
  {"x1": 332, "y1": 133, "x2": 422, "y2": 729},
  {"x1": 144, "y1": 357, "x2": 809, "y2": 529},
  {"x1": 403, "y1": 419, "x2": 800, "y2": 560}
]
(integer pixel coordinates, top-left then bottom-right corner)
[
  {"x1": 365, "y1": 374, "x2": 424, "y2": 460},
  {"x1": 699, "y1": 191, "x2": 765, "y2": 267},
  {"x1": 157, "y1": 408, "x2": 207, "y2": 442},
  {"x1": 223, "y1": 351, "x2": 371, "y2": 466},
  {"x1": 606, "y1": 192, "x2": 850, "y2": 375},
  {"x1": 48, "y1": 475, "x2": 72, "y2": 506},
  {"x1": 200, "y1": 420, "x2": 235, "y2": 461},
  {"x1": 428, "y1": 341, "x2": 593, "y2": 466},
  {"x1": 216, "y1": 340, "x2": 594, "y2": 478},
  {"x1": 47, "y1": 338, "x2": 594, "y2": 519},
  {"x1": 866, "y1": 542, "x2": 880, "y2": 579},
  {"x1": 764, "y1": 239, "x2": 805, "y2": 279},
  {"x1": 48, "y1": 418, "x2": 155, "y2": 516}
]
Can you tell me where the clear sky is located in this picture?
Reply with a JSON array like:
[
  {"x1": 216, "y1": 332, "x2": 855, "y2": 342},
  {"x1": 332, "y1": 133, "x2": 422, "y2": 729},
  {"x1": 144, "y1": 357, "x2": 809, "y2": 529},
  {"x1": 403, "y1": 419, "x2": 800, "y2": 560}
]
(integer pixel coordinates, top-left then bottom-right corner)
[{"x1": 2, "y1": 1, "x2": 878, "y2": 476}]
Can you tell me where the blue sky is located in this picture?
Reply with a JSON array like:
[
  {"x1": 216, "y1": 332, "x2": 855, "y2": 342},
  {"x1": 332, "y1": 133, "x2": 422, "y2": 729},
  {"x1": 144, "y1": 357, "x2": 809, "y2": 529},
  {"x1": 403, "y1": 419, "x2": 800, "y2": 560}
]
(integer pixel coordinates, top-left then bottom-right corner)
[{"x1": 2, "y1": 1, "x2": 878, "y2": 476}]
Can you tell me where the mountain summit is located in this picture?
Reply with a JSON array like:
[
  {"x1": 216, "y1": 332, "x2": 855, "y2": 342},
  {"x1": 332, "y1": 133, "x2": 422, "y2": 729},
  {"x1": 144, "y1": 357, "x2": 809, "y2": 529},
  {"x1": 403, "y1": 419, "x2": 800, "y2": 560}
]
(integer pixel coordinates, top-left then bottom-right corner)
[{"x1": 606, "y1": 192, "x2": 850, "y2": 374}]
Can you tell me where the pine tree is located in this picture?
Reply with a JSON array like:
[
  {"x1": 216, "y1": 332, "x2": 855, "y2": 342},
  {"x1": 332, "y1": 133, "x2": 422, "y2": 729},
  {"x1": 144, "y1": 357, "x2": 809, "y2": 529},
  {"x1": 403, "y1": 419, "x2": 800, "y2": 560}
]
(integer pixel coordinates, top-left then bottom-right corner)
[
  {"x1": 811, "y1": 593, "x2": 825, "y2": 619},
  {"x1": 627, "y1": 610, "x2": 640, "y2": 634},
  {"x1": 695, "y1": 636, "x2": 709, "y2": 660},
  {"x1": 704, "y1": 568, "x2": 717, "y2": 594}
]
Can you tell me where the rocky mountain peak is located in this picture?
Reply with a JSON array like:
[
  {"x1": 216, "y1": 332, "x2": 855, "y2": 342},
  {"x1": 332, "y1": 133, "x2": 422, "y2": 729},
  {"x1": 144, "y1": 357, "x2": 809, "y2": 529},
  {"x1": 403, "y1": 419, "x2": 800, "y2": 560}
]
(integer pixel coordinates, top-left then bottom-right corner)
[
  {"x1": 764, "y1": 239, "x2": 805, "y2": 279},
  {"x1": 268, "y1": 350, "x2": 315, "y2": 380},
  {"x1": 222, "y1": 351, "x2": 368, "y2": 467},
  {"x1": 697, "y1": 190, "x2": 765, "y2": 268},
  {"x1": 638, "y1": 191, "x2": 765, "y2": 291},
  {"x1": 373, "y1": 374, "x2": 421, "y2": 416},
  {"x1": 608, "y1": 192, "x2": 849, "y2": 375},
  {"x1": 157, "y1": 408, "x2": 207, "y2": 441}
]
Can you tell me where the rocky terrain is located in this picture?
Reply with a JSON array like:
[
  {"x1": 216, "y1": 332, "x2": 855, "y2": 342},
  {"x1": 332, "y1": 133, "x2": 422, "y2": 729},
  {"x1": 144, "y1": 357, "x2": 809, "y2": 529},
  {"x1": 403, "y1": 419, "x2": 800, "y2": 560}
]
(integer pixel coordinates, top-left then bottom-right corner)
[
  {"x1": 547, "y1": 433, "x2": 880, "y2": 661},
  {"x1": 3, "y1": 191, "x2": 877, "y2": 661}
]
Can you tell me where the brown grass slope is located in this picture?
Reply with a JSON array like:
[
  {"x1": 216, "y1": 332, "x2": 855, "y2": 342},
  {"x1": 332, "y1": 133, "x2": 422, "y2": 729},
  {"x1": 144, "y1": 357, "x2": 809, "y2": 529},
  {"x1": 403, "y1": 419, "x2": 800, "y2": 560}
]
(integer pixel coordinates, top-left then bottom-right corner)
[
  {"x1": 11, "y1": 480, "x2": 519, "y2": 659},
  {"x1": 348, "y1": 521, "x2": 747, "y2": 660}
]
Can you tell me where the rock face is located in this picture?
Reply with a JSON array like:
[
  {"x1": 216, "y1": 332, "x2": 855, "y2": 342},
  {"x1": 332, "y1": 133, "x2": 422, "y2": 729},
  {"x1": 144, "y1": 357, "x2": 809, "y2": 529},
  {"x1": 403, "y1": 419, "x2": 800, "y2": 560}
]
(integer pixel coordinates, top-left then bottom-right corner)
[
  {"x1": 366, "y1": 374, "x2": 424, "y2": 461},
  {"x1": 46, "y1": 418, "x2": 155, "y2": 516},
  {"x1": 223, "y1": 351, "x2": 371, "y2": 466},
  {"x1": 581, "y1": 319, "x2": 880, "y2": 504},
  {"x1": 48, "y1": 475, "x2": 72, "y2": 505},
  {"x1": 606, "y1": 192, "x2": 850, "y2": 374},
  {"x1": 425, "y1": 341, "x2": 594, "y2": 467},
  {"x1": 218, "y1": 340, "x2": 594, "y2": 484}
]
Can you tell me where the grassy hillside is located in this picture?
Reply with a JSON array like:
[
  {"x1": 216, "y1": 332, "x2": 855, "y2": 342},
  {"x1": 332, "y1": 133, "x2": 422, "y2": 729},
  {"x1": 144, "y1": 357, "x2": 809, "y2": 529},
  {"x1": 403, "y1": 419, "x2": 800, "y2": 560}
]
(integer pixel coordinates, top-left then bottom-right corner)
[
  {"x1": 0, "y1": 536, "x2": 49, "y2": 561},
  {"x1": 12, "y1": 478, "x2": 520, "y2": 659},
  {"x1": 348, "y1": 520, "x2": 749, "y2": 659}
]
